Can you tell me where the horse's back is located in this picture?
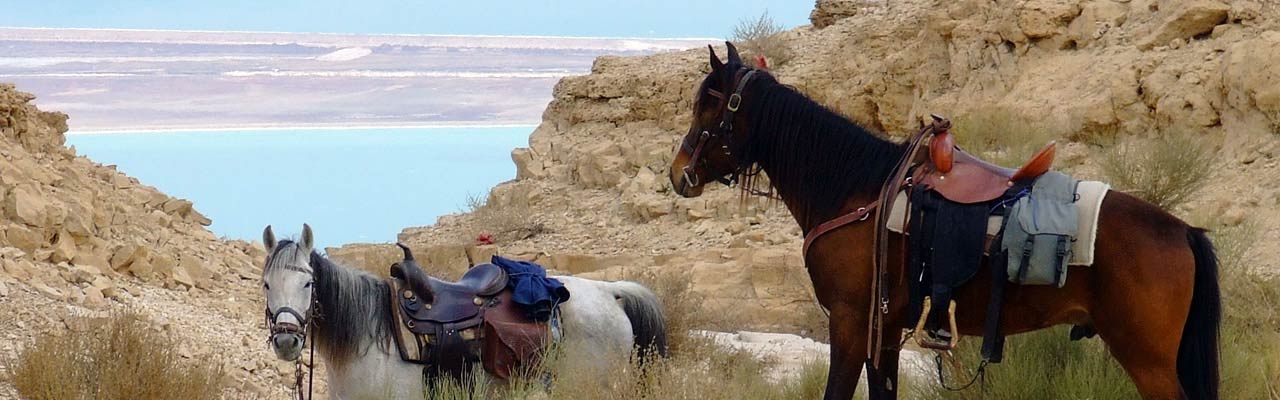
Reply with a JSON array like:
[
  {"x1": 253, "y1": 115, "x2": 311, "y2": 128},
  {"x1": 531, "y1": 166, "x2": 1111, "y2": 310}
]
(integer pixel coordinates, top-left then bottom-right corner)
[{"x1": 552, "y1": 276, "x2": 638, "y2": 354}]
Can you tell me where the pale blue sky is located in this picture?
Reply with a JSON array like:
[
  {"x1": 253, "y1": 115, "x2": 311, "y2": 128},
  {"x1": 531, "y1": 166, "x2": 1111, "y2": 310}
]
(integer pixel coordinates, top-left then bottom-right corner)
[{"x1": 2, "y1": 1, "x2": 812, "y2": 38}]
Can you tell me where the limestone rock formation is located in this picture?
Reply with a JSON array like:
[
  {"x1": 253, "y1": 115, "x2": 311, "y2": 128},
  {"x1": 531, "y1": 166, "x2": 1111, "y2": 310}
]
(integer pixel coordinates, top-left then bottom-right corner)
[{"x1": 0, "y1": 83, "x2": 260, "y2": 304}]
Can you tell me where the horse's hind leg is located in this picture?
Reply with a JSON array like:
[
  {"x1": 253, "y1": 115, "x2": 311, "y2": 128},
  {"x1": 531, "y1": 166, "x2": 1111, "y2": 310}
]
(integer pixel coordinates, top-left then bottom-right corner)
[{"x1": 1093, "y1": 266, "x2": 1193, "y2": 399}]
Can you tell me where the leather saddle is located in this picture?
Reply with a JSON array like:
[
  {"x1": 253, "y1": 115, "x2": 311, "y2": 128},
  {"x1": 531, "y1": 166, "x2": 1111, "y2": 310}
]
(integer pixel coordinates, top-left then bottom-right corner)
[
  {"x1": 387, "y1": 244, "x2": 550, "y2": 381},
  {"x1": 918, "y1": 129, "x2": 1057, "y2": 204}
]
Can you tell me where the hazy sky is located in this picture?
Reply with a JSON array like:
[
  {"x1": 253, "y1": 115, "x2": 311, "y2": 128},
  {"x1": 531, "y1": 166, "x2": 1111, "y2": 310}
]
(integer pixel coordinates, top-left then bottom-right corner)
[{"x1": 1, "y1": 1, "x2": 812, "y2": 38}]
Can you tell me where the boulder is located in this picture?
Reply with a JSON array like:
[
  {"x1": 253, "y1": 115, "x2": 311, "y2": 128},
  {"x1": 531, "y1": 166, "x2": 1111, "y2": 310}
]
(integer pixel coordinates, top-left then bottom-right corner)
[
  {"x1": 1137, "y1": 1, "x2": 1230, "y2": 50},
  {"x1": 1018, "y1": 0, "x2": 1081, "y2": 39},
  {"x1": 50, "y1": 231, "x2": 77, "y2": 263},
  {"x1": 4, "y1": 224, "x2": 44, "y2": 255},
  {"x1": 4, "y1": 185, "x2": 48, "y2": 226},
  {"x1": 810, "y1": 0, "x2": 861, "y2": 28}
]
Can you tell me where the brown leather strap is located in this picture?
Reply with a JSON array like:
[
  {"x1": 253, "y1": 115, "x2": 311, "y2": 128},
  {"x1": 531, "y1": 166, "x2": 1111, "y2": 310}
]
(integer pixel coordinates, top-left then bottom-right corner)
[{"x1": 802, "y1": 201, "x2": 879, "y2": 258}]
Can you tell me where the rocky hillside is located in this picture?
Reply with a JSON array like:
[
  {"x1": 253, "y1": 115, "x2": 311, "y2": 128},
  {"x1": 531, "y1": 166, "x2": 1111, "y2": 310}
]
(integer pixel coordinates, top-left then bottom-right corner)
[
  {"x1": 333, "y1": 0, "x2": 1280, "y2": 333},
  {"x1": 0, "y1": 83, "x2": 291, "y2": 398}
]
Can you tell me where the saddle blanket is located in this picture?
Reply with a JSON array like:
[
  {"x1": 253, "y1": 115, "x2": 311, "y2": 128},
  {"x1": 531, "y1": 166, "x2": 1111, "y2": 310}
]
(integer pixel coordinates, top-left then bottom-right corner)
[{"x1": 888, "y1": 180, "x2": 1110, "y2": 266}]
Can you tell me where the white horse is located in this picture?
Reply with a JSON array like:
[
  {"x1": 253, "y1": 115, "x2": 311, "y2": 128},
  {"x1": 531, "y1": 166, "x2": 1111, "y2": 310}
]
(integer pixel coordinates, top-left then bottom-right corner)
[{"x1": 260, "y1": 224, "x2": 668, "y2": 399}]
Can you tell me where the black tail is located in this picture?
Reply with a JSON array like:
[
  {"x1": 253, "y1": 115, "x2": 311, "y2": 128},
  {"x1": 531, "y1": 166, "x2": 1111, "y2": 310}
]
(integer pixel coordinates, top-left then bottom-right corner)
[
  {"x1": 1180, "y1": 228, "x2": 1221, "y2": 400},
  {"x1": 611, "y1": 282, "x2": 669, "y2": 364}
]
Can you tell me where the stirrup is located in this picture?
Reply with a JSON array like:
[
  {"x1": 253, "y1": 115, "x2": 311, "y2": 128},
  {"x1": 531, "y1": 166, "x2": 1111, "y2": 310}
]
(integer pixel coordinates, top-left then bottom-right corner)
[{"x1": 914, "y1": 297, "x2": 960, "y2": 351}]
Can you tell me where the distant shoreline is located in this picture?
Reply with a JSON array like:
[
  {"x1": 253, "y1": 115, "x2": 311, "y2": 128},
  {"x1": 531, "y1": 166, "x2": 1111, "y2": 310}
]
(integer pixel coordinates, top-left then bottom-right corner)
[{"x1": 66, "y1": 122, "x2": 541, "y2": 135}]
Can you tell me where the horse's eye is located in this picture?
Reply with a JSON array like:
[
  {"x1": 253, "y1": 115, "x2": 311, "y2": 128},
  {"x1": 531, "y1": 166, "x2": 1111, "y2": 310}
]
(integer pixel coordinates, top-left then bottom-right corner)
[
  {"x1": 263, "y1": 282, "x2": 270, "y2": 291},
  {"x1": 304, "y1": 281, "x2": 313, "y2": 289}
]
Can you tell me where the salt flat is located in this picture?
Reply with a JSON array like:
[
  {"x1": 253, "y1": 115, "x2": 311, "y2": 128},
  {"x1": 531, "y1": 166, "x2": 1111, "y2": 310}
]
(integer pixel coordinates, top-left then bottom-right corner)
[{"x1": 0, "y1": 27, "x2": 714, "y2": 131}]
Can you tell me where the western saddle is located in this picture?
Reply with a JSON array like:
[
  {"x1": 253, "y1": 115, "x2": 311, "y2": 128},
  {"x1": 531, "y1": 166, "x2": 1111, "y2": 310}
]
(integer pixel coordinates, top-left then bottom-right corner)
[
  {"x1": 918, "y1": 128, "x2": 1057, "y2": 204},
  {"x1": 387, "y1": 244, "x2": 550, "y2": 382},
  {"x1": 910, "y1": 118, "x2": 1058, "y2": 350}
]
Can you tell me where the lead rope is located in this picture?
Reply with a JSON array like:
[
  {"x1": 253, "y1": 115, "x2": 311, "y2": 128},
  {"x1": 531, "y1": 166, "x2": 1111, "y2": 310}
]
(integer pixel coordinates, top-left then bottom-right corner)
[
  {"x1": 293, "y1": 288, "x2": 318, "y2": 400},
  {"x1": 934, "y1": 353, "x2": 988, "y2": 392}
]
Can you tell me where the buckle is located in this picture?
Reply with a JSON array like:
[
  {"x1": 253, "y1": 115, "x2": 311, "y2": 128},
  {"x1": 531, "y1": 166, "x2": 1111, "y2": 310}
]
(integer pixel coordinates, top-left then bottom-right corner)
[{"x1": 727, "y1": 93, "x2": 742, "y2": 111}]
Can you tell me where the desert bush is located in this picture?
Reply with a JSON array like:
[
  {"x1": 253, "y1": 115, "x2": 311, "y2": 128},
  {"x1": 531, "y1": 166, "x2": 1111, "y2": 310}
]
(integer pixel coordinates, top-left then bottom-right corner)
[
  {"x1": 951, "y1": 107, "x2": 1062, "y2": 169},
  {"x1": 731, "y1": 11, "x2": 793, "y2": 67},
  {"x1": 7, "y1": 310, "x2": 224, "y2": 400},
  {"x1": 1101, "y1": 131, "x2": 1217, "y2": 210},
  {"x1": 464, "y1": 190, "x2": 545, "y2": 243}
]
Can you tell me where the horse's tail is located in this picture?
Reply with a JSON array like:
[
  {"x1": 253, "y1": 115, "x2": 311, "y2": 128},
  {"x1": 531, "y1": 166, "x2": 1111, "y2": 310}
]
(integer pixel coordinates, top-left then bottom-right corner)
[
  {"x1": 606, "y1": 281, "x2": 669, "y2": 363},
  {"x1": 1180, "y1": 227, "x2": 1221, "y2": 400}
]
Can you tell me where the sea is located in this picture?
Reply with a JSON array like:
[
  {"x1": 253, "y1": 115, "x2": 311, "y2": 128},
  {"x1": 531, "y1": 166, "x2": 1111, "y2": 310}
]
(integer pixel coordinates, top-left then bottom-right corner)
[{"x1": 66, "y1": 126, "x2": 534, "y2": 248}]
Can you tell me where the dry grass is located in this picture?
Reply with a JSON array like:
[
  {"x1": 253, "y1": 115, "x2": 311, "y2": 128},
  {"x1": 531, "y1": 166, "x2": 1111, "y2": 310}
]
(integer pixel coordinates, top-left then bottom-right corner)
[
  {"x1": 420, "y1": 271, "x2": 831, "y2": 399},
  {"x1": 6, "y1": 310, "x2": 225, "y2": 400},
  {"x1": 731, "y1": 11, "x2": 793, "y2": 67},
  {"x1": 1101, "y1": 130, "x2": 1218, "y2": 210},
  {"x1": 951, "y1": 107, "x2": 1062, "y2": 169},
  {"x1": 465, "y1": 190, "x2": 546, "y2": 243}
]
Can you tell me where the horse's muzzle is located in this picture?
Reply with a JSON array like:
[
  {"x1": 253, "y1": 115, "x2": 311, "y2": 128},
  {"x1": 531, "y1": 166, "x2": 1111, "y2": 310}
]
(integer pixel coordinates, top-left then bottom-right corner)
[{"x1": 271, "y1": 331, "x2": 305, "y2": 361}]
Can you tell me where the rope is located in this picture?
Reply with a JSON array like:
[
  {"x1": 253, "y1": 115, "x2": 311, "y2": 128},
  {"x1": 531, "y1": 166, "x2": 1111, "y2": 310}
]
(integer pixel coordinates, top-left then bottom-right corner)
[{"x1": 934, "y1": 353, "x2": 988, "y2": 392}]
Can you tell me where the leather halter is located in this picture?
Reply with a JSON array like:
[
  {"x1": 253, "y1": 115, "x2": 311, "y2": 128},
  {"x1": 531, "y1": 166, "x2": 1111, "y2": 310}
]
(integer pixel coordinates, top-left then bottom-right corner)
[
  {"x1": 680, "y1": 68, "x2": 759, "y2": 187},
  {"x1": 264, "y1": 270, "x2": 317, "y2": 400}
]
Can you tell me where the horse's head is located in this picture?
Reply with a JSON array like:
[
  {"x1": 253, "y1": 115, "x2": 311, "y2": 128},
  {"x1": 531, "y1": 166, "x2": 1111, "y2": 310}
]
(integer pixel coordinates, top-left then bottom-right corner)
[
  {"x1": 261, "y1": 224, "x2": 316, "y2": 361},
  {"x1": 670, "y1": 41, "x2": 763, "y2": 198}
]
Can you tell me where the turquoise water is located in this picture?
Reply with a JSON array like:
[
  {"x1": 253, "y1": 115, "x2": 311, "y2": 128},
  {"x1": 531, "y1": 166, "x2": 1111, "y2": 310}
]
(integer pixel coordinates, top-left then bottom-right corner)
[{"x1": 67, "y1": 127, "x2": 533, "y2": 248}]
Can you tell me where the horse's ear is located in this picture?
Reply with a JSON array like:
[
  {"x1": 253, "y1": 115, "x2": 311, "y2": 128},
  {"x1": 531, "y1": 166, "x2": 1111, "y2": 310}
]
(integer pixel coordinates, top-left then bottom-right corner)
[
  {"x1": 725, "y1": 41, "x2": 742, "y2": 65},
  {"x1": 708, "y1": 45, "x2": 724, "y2": 71},
  {"x1": 263, "y1": 225, "x2": 277, "y2": 251},
  {"x1": 301, "y1": 223, "x2": 314, "y2": 251}
]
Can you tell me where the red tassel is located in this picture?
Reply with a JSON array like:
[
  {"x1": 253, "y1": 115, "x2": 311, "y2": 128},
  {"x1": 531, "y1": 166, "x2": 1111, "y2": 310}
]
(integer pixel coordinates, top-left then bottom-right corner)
[{"x1": 755, "y1": 55, "x2": 768, "y2": 70}]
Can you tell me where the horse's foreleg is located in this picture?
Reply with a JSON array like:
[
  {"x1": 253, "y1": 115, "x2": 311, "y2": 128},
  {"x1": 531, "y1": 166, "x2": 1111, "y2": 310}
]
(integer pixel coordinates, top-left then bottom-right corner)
[
  {"x1": 824, "y1": 306, "x2": 869, "y2": 400},
  {"x1": 865, "y1": 347, "x2": 901, "y2": 400}
]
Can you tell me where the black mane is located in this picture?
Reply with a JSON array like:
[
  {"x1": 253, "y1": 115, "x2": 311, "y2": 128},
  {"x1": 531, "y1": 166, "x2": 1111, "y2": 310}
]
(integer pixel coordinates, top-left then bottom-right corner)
[{"x1": 733, "y1": 72, "x2": 907, "y2": 227}]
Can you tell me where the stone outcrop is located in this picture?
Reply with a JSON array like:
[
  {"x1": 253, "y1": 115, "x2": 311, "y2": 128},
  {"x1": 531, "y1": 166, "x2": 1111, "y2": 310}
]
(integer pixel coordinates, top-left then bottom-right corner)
[{"x1": 0, "y1": 84, "x2": 261, "y2": 307}]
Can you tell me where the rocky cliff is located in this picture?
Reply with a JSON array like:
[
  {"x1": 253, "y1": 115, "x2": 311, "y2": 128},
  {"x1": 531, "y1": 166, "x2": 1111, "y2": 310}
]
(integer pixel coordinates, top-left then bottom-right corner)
[
  {"x1": 334, "y1": 0, "x2": 1280, "y2": 333},
  {"x1": 0, "y1": 83, "x2": 288, "y2": 397}
]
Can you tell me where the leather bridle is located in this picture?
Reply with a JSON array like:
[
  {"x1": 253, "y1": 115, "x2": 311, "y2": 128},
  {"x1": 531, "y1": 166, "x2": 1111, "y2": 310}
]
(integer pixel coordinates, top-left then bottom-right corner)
[
  {"x1": 680, "y1": 67, "x2": 760, "y2": 188},
  {"x1": 264, "y1": 271, "x2": 317, "y2": 400}
]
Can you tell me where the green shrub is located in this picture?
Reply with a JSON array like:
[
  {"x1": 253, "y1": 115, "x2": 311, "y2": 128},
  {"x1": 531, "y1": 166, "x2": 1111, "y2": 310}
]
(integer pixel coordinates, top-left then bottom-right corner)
[
  {"x1": 731, "y1": 11, "x2": 793, "y2": 67},
  {"x1": 7, "y1": 310, "x2": 224, "y2": 400},
  {"x1": 1101, "y1": 131, "x2": 1217, "y2": 210}
]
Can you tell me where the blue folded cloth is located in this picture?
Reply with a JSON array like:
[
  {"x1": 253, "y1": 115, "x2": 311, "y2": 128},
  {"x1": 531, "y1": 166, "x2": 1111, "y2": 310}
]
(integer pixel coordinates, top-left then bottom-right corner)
[{"x1": 490, "y1": 255, "x2": 570, "y2": 321}]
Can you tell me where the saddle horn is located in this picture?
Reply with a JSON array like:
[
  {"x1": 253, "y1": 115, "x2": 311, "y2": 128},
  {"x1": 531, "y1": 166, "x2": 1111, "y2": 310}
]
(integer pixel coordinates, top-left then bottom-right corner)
[{"x1": 393, "y1": 243, "x2": 434, "y2": 303}]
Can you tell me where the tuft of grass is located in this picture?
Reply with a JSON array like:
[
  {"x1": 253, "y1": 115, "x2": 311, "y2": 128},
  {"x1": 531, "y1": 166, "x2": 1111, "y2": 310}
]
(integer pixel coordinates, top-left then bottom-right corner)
[
  {"x1": 951, "y1": 107, "x2": 1062, "y2": 169},
  {"x1": 1101, "y1": 130, "x2": 1217, "y2": 210},
  {"x1": 7, "y1": 310, "x2": 224, "y2": 400},
  {"x1": 731, "y1": 11, "x2": 793, "y2": 67},
  {"x1": 905, "y1": 327, "x2": 1137, "y2": 400},
  {"x1": 464, "y1": 190, "x2": 546, "y2": 243}
]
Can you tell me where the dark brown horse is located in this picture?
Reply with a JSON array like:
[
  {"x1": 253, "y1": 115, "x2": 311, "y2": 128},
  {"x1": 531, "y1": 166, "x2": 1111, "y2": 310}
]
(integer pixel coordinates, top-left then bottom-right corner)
[{"x1": 668, "y1": 43, "x2": 1220, "y2": 400}]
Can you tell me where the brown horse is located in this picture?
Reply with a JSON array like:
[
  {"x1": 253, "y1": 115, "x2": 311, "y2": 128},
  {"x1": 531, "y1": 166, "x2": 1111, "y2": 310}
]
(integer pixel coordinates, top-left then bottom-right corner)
[{"x1": 668, "y1": 43, "x2": 1220, "y2": 400}]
